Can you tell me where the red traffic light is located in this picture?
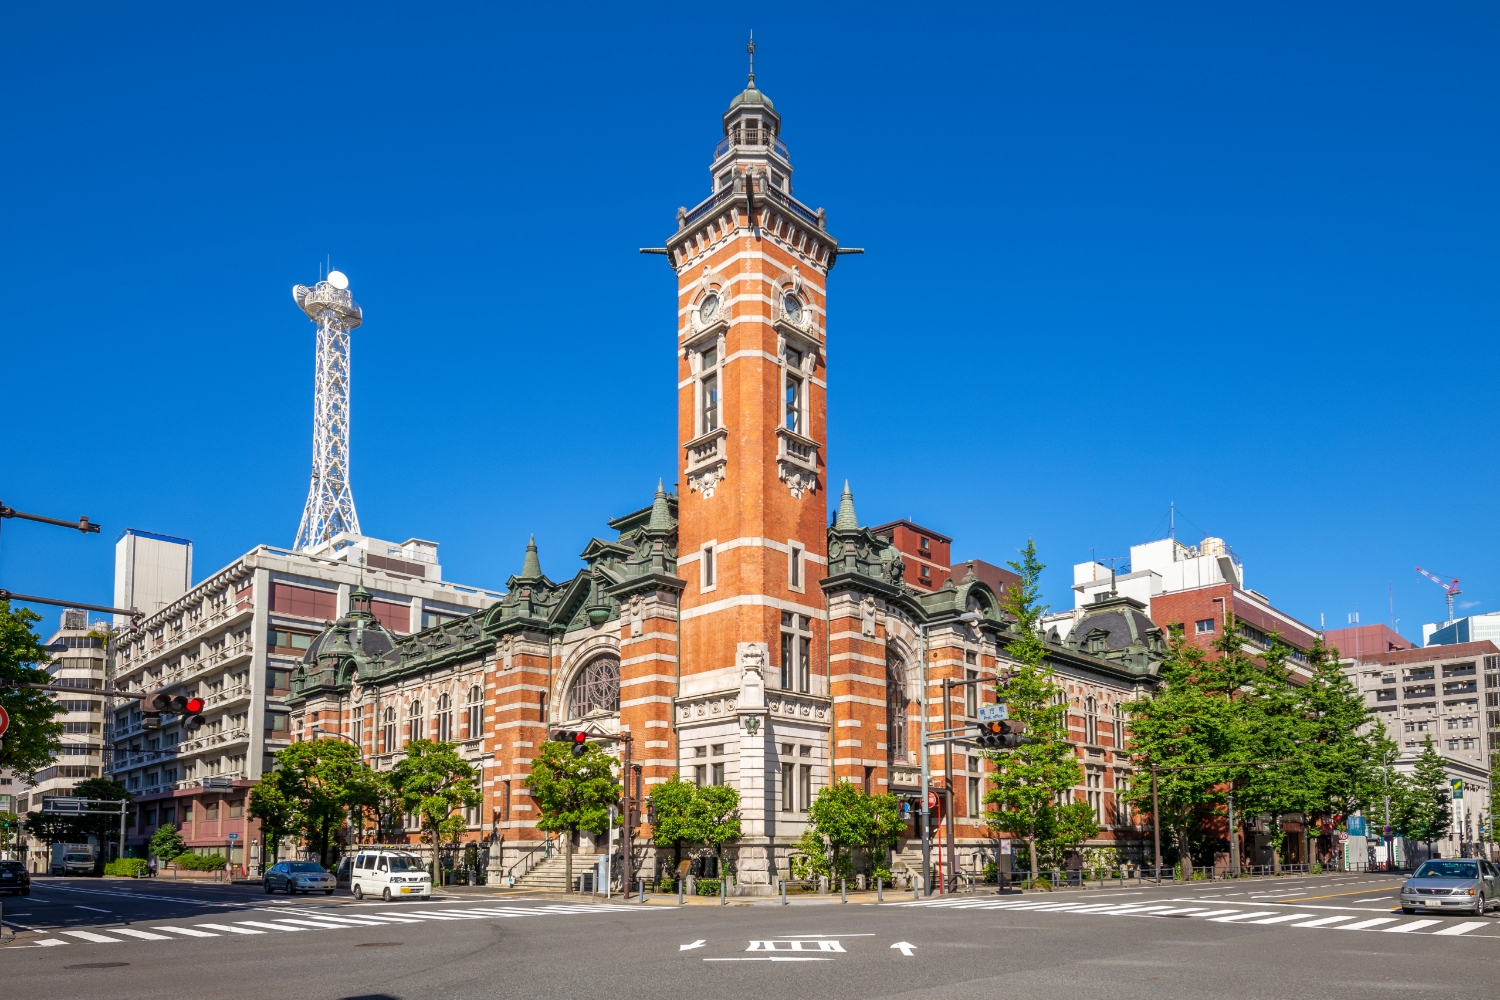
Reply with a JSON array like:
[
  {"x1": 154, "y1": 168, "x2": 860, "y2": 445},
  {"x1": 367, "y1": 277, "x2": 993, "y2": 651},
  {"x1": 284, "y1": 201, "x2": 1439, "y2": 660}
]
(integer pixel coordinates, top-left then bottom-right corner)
[
  {"x1": 184, "y1": 697, "x2": 205, "y2": 714},
  {"x1": 550, "y1": 730, "x2": 589, "y2": 756}
]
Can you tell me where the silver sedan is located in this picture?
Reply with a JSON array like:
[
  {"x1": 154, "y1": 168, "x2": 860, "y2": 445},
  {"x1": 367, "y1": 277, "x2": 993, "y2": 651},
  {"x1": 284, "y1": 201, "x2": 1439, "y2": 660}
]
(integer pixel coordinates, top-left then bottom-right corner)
[{"x1": 1400, "y1": 859, "x2": 1500, "y2": 916}]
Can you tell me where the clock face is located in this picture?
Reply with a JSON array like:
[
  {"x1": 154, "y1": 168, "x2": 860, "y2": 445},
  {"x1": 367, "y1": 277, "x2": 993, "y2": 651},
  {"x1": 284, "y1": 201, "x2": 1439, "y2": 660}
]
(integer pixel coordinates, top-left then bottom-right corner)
[
  {"x1": 783, "y1": 294, "x2": 802, "y2": 322},
  {"x1": 699, "y1": 293, "x2": 720, "y2": 324}
]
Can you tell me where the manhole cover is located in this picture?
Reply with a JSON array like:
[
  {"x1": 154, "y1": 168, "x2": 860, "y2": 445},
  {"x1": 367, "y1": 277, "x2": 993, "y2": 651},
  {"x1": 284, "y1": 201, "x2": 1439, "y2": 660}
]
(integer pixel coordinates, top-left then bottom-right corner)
[
  {"x1": 355, "y1": 942, "x2": 404, "y2": 948},
  {"x1": 65, "y1": 962, "x2": 130, "y2": 969}
]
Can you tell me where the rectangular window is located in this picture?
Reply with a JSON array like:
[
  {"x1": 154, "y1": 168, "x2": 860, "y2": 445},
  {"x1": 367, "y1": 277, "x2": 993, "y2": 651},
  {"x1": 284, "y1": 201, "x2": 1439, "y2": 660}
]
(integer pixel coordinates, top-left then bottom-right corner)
[
  {"x1": 798, "y1": 764, "x2": 812, "y2": 811},
  {"x1": 780, "y1": 632, "x2": 794, "y2": 690},
  {"x1": 702, "y1": 545, "x2": 715, "y2": 589},
  {"x1": 799, "y1": 636, "x2": 811, "y2": 694},
  {"x1": 701, "y1": 373, "x2": 719, "y2": 433},
  {"x1": 710, "y1": 762, "x2": 725, "y2": 786},
  {"x1": 266, "y1": 668, "x2": 292, "y2": 693},
  {"x1": 267, "y1": 629, "x2": 315, "y2": 653},
  {"x1": 1195, "y1": 619, "x2": 1215, "y2": 634},
  {"x1": 370, "y1": 599, "x2": 411, "y2": 634},
  {"x1": 967, "y1": 776, "x2": 981, "y2": 819},
  {"x1": 789, "y1": 546, "x2": 802, "y2": 588},
  {"x1": 265, "y1": 711, "x2": 289, "y2": 733},
  {"x1": 781, "y1": 761, "x2": 795, "y2": 812},
  {"x1": 352, "y1": 707, "x2": 363, "y2": 746},
  {"x1": 784, "y1": 374, "x2": 802, "y2": 432},
  {"x1": 694, "y1": 764, "x2": 706, "y2": 787},
  {"x1": 965, "y1": 670, "x2": 978, "y2": 717},
  {"x1": 229, "y1": 800, "x2": 243, "y2": 818},
  {"x1": 269, "y1": 584, "x2": 337, "y2": 620}
]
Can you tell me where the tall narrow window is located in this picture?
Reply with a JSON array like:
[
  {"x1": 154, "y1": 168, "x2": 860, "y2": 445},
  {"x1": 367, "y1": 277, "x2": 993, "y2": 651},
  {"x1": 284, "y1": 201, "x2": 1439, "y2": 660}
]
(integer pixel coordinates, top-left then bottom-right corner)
[
  {"x1": 701, "y1": 372, "x2": 719, "y2": 433},
  {"x1": 780, "y1": 631, "x2": 794, "y2": 690},
  {"x1": 799, "y1": 636, "x2": 811, "y2": 692},
  {"x1": 352, "y1": 706, "x2": 363, "y2": 748},
  {"x1": 702, "y1": 545, "x2": 715, "y2": 589},
  {"x1": 886, "y1": 653, "x2": 910, "y2": 764},
  {"x1": 437, "y1": 693, "x2": 453, "y2": 743},
  {"x1": 798, "y1": 764, "x2": 811, "y2": 811},
  {"x1": 784, "y1": 374, "x2": 802, "y2": 432},
  {"x1": 967, "y1": 776, "x2": 981, "y2": 819},
  {"x1": 1085, "y1": 697, "x2": 1098, "y2": 745},
  {"x1": 467, "y1": 685, "x2": 483, "y2": 739},
  {"x1": 781, "y1": 761, "x2": 794, "y2": 812},
  {"x1": 780, "y1": 612, "x2": 813, "y2": 693},
  {"x1": 965, "y1": 669, "x2": 978, "y2": 717},
  {"x1": 407, "y1": 700, "x2": 424, "y2": 746},
  {"x1": 1112, "y1": 705, "x2": 1125, "y2": 748},
  {"x1": 789, "y1": 545, "x2": 802, "y2": 588},
  {"x1": 382, "y1": 706, "x2": 396, "y2": 753}
]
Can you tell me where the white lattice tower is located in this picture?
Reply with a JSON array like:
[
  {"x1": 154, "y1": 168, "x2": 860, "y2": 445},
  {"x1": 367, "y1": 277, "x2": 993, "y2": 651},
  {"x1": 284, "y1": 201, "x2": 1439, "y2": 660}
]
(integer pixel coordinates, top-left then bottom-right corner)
[{"x1": 292, "y1": 272, "x2": 362, "y2": 550}]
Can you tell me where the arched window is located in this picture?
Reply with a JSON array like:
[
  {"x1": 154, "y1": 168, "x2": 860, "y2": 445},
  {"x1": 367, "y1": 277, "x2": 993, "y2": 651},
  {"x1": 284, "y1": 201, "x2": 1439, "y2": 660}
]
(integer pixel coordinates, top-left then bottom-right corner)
[
  {"x1": 436, "y1": 692, "x2": 453, "y2": 742},
  {"x1": 467, "y1": 684, "x2": 483, "y2": 739},
  {"x1": 1113, "y1": 703, "x2": 1126, "y2": 749},
  {"x1": 566, "y1": 655, "x2": 620, "y2": 719},
  {"x1": 886, "y1": 653, "x2": 910, "y2": 764},
  {"x1": 382, "y1": 706, "x2": 396, "y2": 753},
  {"x1": 407, "y1": 699, "x2": 424, "y2": 745},
  {"x1": 1085, "y1": 697, "x2": 1099, "y2": 745}
]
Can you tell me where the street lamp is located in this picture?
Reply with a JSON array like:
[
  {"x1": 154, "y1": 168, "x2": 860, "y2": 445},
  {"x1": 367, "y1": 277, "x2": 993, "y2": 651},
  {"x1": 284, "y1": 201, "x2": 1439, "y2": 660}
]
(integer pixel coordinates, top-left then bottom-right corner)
[{"x1": 919, "y1": 610, "x2": 983, "y2": 896}]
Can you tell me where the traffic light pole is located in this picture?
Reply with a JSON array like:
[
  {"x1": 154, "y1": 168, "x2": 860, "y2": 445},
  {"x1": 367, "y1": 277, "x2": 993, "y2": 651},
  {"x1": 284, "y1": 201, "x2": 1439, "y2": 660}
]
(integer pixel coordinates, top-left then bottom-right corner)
[
  {"x1": 941, "y1": 676, "x2": 987, "y2": 894},
  {"x1": 620, "y1": 733, "x2": 633, "y2": 900}
]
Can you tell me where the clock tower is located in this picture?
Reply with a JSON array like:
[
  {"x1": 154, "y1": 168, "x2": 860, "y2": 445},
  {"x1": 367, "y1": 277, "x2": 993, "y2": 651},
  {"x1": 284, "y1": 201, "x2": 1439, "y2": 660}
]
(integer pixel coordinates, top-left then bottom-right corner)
[{"x1": 665, "y1": 49, "x2": 846, "y2": 887}]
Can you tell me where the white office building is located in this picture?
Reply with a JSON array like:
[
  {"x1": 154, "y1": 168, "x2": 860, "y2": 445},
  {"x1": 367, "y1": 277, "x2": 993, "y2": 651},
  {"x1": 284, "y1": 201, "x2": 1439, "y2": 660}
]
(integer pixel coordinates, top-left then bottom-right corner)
[{"x1": 114, "y1": 529, "x2": 193, "y2": 624}]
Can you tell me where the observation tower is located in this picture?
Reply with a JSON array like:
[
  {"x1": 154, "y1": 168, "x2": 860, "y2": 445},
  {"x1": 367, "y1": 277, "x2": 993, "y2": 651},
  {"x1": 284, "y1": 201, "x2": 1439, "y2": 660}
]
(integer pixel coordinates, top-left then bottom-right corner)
[{"x1": 292, "y1": 269, "x2": 362, "y2": 550}]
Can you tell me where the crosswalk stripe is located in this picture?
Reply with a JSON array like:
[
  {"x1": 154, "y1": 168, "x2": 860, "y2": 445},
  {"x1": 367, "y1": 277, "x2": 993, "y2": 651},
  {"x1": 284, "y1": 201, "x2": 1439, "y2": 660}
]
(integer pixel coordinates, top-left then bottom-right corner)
[
  {"x1": 1383, "y1": 920, "x2": 1440, "y2": 933},
  {"x1": 111, "y1": 928, "x2": 173, "y2": 940},
  {"x1": 235, "y1": 921, "x2": 304, "y2": 932},
  {"x1": 1249, "y1": 913, "x2": 1314, "y2": 925},
  {"x1": 1184, "y1": 910, "x2": 1246, "y2": 918},
  {"x1": 1210, "y1": 911, "x2": 1277, "y2": 922},
  {"x1": 194, "y1": 924, "x2": 265, "y2": 935},
  {"x1": 35, "y1": 939, "x2": 68, "y2": 947},
  {"x1": 1291, "y1": 915, "x2": 1355, "y2": 927},
  {"x1": 271, "y1": 918, "x2": 356, "y2": 929},
  {"x1": 155, "y1": 926, "x2": 220, "y2": 938},
  {"x1": 1431, "y1": 922, "x2": 1486, "y2": 936},
  {"x1": 62, "y1": 930, "x2": 124, "y2": 943},
  {"x1": 1341, "y1": 918, "x2": 1398, "y2": 930},
  {"x1": 348, "y1": 914, "x2": 422, "y2": 924}
]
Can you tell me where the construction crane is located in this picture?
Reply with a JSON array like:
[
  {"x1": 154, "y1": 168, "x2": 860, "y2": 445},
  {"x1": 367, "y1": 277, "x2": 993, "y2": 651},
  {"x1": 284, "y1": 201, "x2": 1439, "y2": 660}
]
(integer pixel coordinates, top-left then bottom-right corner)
[{"x1": 1415, "y1": 567, "x2": 1462, "y2": 623}]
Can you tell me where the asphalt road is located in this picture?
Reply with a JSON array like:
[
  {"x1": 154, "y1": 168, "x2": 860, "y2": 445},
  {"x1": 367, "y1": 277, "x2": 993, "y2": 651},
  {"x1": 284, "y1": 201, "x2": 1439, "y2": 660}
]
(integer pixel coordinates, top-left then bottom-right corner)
[{"x1": 2, "y1": 873, "x2": 1494, "y2": 999}]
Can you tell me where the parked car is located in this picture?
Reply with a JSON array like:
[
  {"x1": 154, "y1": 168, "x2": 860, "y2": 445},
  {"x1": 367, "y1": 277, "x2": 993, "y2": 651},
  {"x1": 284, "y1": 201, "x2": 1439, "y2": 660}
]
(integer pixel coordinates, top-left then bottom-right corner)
[
  {"x1": 1400, "y1": 859, "x2": 1500, "y2": 916},
  {"x1": 263, "y1": 861, "x2": 336, "y2": 895},
  {"x1": 0, "y1": 860, "x2": 31, "y2": 896},
  {"x1": 348, "y1": 850, "x2": 432, "y2": 901}
]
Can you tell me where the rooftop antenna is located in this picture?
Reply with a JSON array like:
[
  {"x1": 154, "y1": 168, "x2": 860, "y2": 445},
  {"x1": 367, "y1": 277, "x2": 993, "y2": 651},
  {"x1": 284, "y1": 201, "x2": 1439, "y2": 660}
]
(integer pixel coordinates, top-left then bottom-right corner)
[
  {"x1": 291, "y1": 268, "x2": 363, "y2": 550},
  {"x1": 747, "y1": 30, "x2": 756, "y2": 87},
  {"x1": 1389, "y1": 583, "x2": 1398, "y2": 632},
  {"x1": 1169, "y1": 501, "x2": 1175, "y2": 542}
]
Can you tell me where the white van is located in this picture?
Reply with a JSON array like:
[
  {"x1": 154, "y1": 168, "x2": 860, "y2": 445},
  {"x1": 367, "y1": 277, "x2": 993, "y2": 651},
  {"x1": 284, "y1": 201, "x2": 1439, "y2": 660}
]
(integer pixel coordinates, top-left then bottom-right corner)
[{"x1": 349, "y1": 850, "x2": 432, "y2": 901}]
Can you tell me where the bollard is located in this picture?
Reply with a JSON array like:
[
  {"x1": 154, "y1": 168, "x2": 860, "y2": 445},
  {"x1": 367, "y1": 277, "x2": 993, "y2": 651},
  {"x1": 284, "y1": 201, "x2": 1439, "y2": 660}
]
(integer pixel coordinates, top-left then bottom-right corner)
[
  {"x1": 678, "y1": 880, "x2": 684, "y2": 906},
  {"x1": 781, "y1": 879, "x2": 787, "y2": 906},
  {"x1": 721, "y1": 877, "x2": 727, "y2": 905},
  {"x1": 637, "y1": 878, "x2": 644, "y2": 901},
  {"x1": 877, "y1": 877, "x2": 883, "y2": 902},
  {"x1": 841, "y1": 878, "x2": 847, "y2": 903},
  {"x1": 913, "y1": 877, "x2": 919, "y2": 901}
]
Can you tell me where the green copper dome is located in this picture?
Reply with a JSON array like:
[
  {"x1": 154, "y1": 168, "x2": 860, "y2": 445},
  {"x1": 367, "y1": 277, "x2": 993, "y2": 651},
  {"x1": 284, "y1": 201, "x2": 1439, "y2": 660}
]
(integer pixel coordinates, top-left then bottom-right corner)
[{"x1": 728, "y1": 83, "x2": 775, "y2": 112}]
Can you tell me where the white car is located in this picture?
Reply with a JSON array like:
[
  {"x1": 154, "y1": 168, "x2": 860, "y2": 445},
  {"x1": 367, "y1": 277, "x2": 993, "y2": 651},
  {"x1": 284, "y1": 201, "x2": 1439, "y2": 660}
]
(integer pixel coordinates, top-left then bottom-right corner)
[{"x1": 349, "y1": 850, "x2": 432, "y2": 901}]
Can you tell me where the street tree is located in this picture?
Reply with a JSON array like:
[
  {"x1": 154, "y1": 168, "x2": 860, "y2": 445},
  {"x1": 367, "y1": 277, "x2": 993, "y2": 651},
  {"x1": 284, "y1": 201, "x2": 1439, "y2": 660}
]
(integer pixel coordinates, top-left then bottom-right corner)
[
  {"x1": 1236, "y1": 633, "x2": 1319, "y2": 871},
  {"x1": 1399, "y1": 738, "x2": 1453, "y2": 857},
  {"x1": 391, "y1": 739, "x2": 482, "y2": 882},
  {"x1": 688, "y1": 783, "x2": 742, "y2": 871},
  {"x1": 527, "y1": 739, "x2": 618, "y2": 892},
  {"x1": 150, "y1": 822, "x2": 186, "y2": 862},
  {"x1": 271, "y1": 738, "x2": 365, "y2": 868},
  {"x1": 248, "y1": 777, "x2": 297, "y2": 865},
  {"x1": 347, "y1": 766, "x2": 404, "y2": 844},
  {"x1": 69, "y1": 777, "x2": 132, "y2": 873},
  {"x1": 0, "y1": 600, "x2": 65, "y2": 776},
  {"x1": 647, "y1": 774, "x2": 698, "y2": 875},
  {"x1": 1293, "y1": 639, "x2": 1379, "y2": 864},
  {"x1": 802, "y1": 781, "x2": 891, "y2": 879},
  {"x1": 983, "y1": 539, "x2": 1090, "y2": 880}
]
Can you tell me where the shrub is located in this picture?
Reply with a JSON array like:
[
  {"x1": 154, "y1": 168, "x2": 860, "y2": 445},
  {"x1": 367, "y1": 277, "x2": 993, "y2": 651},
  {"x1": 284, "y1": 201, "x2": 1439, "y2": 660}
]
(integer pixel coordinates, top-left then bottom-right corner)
[
  {"x1": 695, "y1": 878, "x2": 721, "y2": 896},
  {"x1": 105, "y1": 858, "x2": 149, "y2": 878},
  {"x1": 1031, "y1": 876, "x2": 1053, "y2": 891},
  {"x1": 171, "y1": 853, "x2": 228, "y2": 871}
]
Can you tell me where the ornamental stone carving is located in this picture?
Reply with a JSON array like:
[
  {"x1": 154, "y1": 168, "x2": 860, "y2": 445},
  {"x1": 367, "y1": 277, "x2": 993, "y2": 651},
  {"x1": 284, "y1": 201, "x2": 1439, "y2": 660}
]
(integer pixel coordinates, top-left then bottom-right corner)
[
  {"x1": 778, "y1": 464, "x2": 817, "y2": 499},
  {"x1": 688, "y1": 464, "x2": 726, "y2": 498}
]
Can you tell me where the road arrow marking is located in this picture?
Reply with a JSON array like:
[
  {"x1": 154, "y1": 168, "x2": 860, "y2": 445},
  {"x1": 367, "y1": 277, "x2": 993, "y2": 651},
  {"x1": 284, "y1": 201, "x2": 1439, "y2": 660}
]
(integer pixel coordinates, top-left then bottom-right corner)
[
  {"x1": 680, "y1": 939, "x2": 706, "y2": 951},
  {"x1": 891, "y1": 941, "x2": 917, "y2": 957}
]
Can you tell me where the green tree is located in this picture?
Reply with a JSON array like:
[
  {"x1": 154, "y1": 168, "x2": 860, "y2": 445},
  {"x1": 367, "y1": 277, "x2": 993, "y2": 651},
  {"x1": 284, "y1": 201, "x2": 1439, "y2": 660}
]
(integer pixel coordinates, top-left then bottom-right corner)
[
  {"x1": 0, "y1": 600, "x2": 66, "y2": 776},
  {"x1": 346, "y1": 766, "x2": 403, "y2": 844},
  {"x1": 23, "y1": 809, "x2": 75, "y2": 858},
  {"x1": 70, "y1": 777, "x2": 132, "y2": 873},
  {"x1": 801, "y1": 781, "x2": 900, "y2": 880},
  {"x1": 271, "y1": 738, "x2": 365, "y2": 868},
  {"x1": 647, "y1": 774, "x2": 698, "y2": 875},
  {"x1": 1399, "y1": 738, "x2": 1453, "y2": 857},
  {"x1": 391, "y1": 739, "x2": 481, "y2": 883},
  {"x1": 0, "y1": 811, "x2": 19, "y2": 852},
  {"x1": 689, "y1": 783, "x2": 742, "y2": 870},
  {"x1": 1122, "y1": 631, "x2": 1243, "y2": 877},
  {"x1": 526, "y1": 740, "x2": 618, "y2": 892},
  {"x1": 1236, "y1": 631, "x2": 1318, "y2": 871},
  {"x1": 150, "y1": 822, "x2": 186, "y2": 862},
  {"x1": 983, "y1": 539, "x2": 1090, "y2": 880},
  {"x1": 248, "y1": 777, "x2": 297, "y2": 865}
]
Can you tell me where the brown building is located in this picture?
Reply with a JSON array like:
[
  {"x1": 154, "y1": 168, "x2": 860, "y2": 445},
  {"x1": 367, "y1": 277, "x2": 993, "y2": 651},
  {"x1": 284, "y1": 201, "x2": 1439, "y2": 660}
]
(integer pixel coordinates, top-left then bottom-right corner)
[{"x1": 1324, "y1": 623, "x2": 1414, "y2": 658}]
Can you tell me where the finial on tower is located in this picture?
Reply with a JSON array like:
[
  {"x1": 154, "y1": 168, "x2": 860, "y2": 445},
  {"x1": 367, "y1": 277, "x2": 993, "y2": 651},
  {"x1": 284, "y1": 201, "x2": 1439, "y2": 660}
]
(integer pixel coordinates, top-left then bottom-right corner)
[{"x1": 747, "y1": 30, "x2": 756, "y2": 88}]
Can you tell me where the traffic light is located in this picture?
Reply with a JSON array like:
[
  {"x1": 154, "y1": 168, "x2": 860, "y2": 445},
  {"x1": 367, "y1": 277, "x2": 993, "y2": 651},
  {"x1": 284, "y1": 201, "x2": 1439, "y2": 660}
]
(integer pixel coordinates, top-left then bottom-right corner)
[
  {"x1": 550, "y1": 730, "x2": 589, "y2": 757},
  {"x1": 973, "y1": 720, "x2": 1033, "y2": 749},
  {"x1": 182, "y1": 696, "x2": 206, "y2": 732},
  {"x1": 145, "y1": 692, "x2": 206, "y2": 731}
]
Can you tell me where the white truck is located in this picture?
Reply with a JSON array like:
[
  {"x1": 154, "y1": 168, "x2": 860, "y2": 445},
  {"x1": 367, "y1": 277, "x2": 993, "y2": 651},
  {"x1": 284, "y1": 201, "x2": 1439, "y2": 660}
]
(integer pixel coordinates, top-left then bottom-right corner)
[{"x1": 50, "y1": 843, "x2": 96, "y2": 876}]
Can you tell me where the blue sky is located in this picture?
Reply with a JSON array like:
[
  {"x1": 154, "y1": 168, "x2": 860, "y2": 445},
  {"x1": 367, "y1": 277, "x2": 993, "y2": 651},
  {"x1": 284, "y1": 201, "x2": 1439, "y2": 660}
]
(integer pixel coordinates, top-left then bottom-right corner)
[{"x1": 3, "y1": 2, "x2": 1497, "y2": 642}]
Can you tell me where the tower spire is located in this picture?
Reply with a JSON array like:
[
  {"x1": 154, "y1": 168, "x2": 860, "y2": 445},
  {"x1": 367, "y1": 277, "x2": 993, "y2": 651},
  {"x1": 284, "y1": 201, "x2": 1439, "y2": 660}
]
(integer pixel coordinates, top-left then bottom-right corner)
[
  {"x1": 747, "y1": 30, "x2": 756, "y2": 88},
  {"x1": 291, "y1": 269, "x2": 362, "y2": 550}
]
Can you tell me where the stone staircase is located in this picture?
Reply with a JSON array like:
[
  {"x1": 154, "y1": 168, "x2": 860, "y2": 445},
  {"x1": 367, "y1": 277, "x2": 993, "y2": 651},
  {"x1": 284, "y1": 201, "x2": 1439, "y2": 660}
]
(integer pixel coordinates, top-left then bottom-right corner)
[{"x1": 513, "y1": 853, "x2": 606, "y2": 892}]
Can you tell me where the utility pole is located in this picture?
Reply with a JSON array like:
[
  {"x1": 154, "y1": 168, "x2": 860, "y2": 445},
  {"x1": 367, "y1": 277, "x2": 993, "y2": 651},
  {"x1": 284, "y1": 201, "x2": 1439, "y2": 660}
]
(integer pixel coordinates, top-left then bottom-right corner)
[
  {"x1": 942, "y1": 672, "x2": 987, "y2": 894},
  {"x1": 919, "y1": 623, "x2": 931, "y2": 895},
  {"x1": 1151, "y1": 764, "x2": 1161, "y2": 882},
  {"x1": 619, "y1": 732, "x2": 634, "y2": 900},
  {"x1": 1227, "y1": 782, "x2": 1238, "y2": 876}
]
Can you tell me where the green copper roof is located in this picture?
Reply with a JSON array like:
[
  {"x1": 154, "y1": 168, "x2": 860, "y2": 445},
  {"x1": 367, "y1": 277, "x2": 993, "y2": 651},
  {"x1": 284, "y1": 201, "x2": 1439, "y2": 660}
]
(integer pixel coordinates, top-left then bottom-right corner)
[
  {"x1": 834, "y1": 481, "x2": 859, "y2": 531},
  {"x1": 648, "y1": 479, "x2": 673, "y2": 531},
  {"x1": 518, "y1": 534, "x2": 543, "y2": 581},
  {"x1": 728, "y1": 83, "x2": 774, "y2": 112}
]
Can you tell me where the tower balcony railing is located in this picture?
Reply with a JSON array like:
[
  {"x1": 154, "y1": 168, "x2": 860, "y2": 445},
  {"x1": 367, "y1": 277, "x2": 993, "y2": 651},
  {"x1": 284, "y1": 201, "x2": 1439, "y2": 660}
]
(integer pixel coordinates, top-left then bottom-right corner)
[
  {"x1": 714, "y1": 133, "x2": 790, "y2": 161},
  {"x1": 680, "y1": 182, "x2": 822, "y2": 233}
]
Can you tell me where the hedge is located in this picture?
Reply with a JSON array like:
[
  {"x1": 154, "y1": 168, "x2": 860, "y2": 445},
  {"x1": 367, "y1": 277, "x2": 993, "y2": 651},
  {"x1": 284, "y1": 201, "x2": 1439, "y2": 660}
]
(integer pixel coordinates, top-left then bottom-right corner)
[
  {"x1": 105, "y1": 858, "x2": 149, "y2": 878},
  {"x1": 170, "y1": 853, "x2": 228, "y2": 871}
]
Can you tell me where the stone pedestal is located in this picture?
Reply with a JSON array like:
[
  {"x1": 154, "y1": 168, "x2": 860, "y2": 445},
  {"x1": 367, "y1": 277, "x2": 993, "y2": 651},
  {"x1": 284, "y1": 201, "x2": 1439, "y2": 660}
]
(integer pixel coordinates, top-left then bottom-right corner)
[{"x1": 735, "y1": 642, "x2": 770, "y2": 885}]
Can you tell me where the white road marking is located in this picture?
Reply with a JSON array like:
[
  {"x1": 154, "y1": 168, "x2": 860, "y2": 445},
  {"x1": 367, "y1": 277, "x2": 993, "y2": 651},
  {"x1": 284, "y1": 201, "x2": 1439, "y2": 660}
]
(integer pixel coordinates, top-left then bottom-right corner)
[
  {"x1": 1210, "y1": 911, "x2": 1277, "y2": 922},
  {"x1": 235, "y1": 921, "x2": 303, "y2": 932},
  {"x1": 1383, "y1": 920, "x2": 1441, "y2": 933},
  {"x1": 72, "y1": 905, "x2": 111, "y2": 913},
  {"x1": 194, "y1": 923, "x2": 265, "y2": 935},
  {"x1": 1249, "y1": 913, "x2": 1315, "y2": 925},
  {"x1": 704, "y1": 957, "x2": 832, "y2": 962},
  {"x1": 1432, "y1": 922, "x2": 1486, "y2": 936},
  {"x1": 111, "y1": 928, "x2": 173, "y2": 940},
  {"x1": 62, "y1": 930, "x2": 124, "y2": 942},
  {"x1": 891, "y1": 941, "x2": 917, "y2": 956},
  {"x1": 1291, "y1": 916, "x2": 1356, "y2": 927},
  {"x1": 680, "y1": 939, "x2": 706, "y2": 951},
  {"x1": 1341, "y1": 918, "x2": 1398, "y2": 930},
  {"x1": 156, "y1": 925, "x2": 220, "y2": 937}
]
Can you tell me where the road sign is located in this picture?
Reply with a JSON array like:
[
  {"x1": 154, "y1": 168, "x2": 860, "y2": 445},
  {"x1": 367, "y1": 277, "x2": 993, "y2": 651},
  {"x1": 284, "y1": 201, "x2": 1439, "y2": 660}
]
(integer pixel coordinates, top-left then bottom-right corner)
[
  {"x1": 42, "y1": 797, "x2": 85, "y2": 813},
  {"x1": 228, "y1": 833, "x2": 238, "y2": 841},
  {"x1": 1348, "y1": 816, "x2": 1367, "y2": 837},
  {"x1": 977, "y1": 704, "x2": 1009, "y2": 723},
  {"x1": 1451, "y1": 779, "x2": 1464, "y2": 799},
  {"x1": 0, "y1": 705, "x2": 8, "y2": 737},
  {"x1": 1338, "y1": 831, "x2": 1349, "y2": 843}
]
